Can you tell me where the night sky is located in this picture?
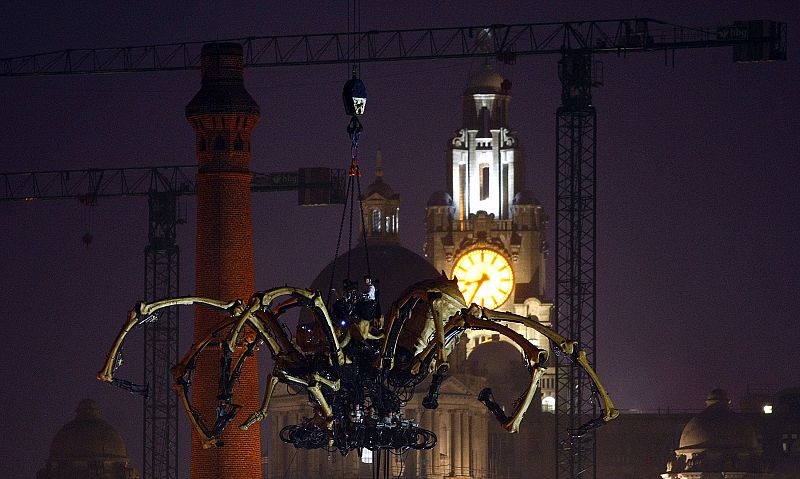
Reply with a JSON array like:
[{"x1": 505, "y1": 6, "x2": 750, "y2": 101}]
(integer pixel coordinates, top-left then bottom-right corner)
[{"x1": 1, "y1": 2, "x2": 798, "y2": 478}]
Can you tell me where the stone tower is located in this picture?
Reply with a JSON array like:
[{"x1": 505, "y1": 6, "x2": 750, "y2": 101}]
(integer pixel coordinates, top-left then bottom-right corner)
[
  {"x1": 424, "y1": 64, "x2": 555, "y2": 403},
  {"x1": 186, "y1": 43, "x2": 262, "y2": 479}
]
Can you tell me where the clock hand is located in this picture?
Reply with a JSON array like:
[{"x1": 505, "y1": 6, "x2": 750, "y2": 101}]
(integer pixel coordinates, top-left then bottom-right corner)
[
  {"x1": 466, "y1": 274, "x2": 490, "y2": 304},
  {"x1": 463, "y1": 273, "x2": 491, "y2": 286}
]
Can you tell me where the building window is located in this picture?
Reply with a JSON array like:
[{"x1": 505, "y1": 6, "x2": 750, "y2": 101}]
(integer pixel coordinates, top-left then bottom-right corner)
[
  {"x1": 542, "y1": 396, "x2": 556, "y2": 413},
  {"x1": 458, "y1": 163, "x2": 467, "y2": 220},
  {"x1": 214, "y1": 135, "x2": 225, "y2": 151},
  {"x1": 361, "y1": 448, "x2": 373, "y2": 464},
  {"x1": 502, "y1": 163, "x2": 509, "y2": 218},
  {"x1": 480, "y1": 164, "x2": 490, "y2": 200},
  {"x1": 371, "y1": 209, "x2": 381, "y2": 233},
  {"x1": 234, "y1": 134, "x2": 244, "y2": 151}
]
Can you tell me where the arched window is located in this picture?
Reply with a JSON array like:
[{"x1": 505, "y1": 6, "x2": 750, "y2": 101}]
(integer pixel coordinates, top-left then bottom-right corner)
[
  {"x1": 214, "y1": 135, "x2": 225, "y2": 151},
  {"x1": 234, "y1": 135, "x2": 244, "y2": 151},
  {"x1": 542, "y1": 396, "x2": 556, "y2": 413}
]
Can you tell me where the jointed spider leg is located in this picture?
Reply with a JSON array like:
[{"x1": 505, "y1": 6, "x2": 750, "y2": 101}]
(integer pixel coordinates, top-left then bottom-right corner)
[
  {"x1": 97, "y1": 297, "x2": 244, "y2": 397},
  {"x1": 452, "y1": 313, "x2": 548, "y2": 433},
  {"x1": 479, "y1": 307, "x2": 619, "y2": 425},
  {"x1": 172, "y1": 317, "x2": 242, "y2": 449}
]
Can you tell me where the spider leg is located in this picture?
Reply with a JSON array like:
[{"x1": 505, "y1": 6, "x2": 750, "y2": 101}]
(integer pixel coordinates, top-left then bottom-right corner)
[
  {"x1": 229, "y1": 308, "x2": 303, "y2": 431},
  {"x1": 291, "y1": 288, "x2": 345, "y2": 366},
  {"x1": 422, "y1": 366, "x2": 448, "y2": 409},
  {"x1": 274, "y1": 371, "x2": 340, "y2": 432},
  {"x1": 378, "y1": 295, "x2": 421, "y2": 371},
  {"x1": 225, "y1": 287, "x2": 300, "y2": 354},
  {"x1": 453, "y1": 313, "x2": 549, "y2": 433},
  {"x1": 171, "y1": 317, "x2": 242, "y2": 449},
  {"x1": 379, "y1": 288, "x2": 464, "y2": 371},
  {"x1": 226, "y1": 290, "x2": 342, "y2": 432},
  {"x1": 429, "y1": 293, "x2": 450, "y2": 373},
  {"x1": 239, "y1": 373, "x2": 280, "y2": 430},
  {"x1": 239, "y1": 362, "x2": 340, "y2": 431},
  {"x1": 97, "y1": 296, "x2": 243, "y2": 386},
  {"x1": 478, "y1": 307, "x2": 619, "y2": 424}
]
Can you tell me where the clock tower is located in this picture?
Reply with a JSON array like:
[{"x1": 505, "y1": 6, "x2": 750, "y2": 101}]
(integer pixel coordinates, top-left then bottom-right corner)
[{"x1": 424, "y1": 64, "x2": 555, "y2": 405}]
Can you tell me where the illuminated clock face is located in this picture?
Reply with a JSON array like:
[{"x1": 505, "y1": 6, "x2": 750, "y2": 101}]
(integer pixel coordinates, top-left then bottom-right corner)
[{"x1": 452, "y1": 248, "x2": 514, "y2": 309}]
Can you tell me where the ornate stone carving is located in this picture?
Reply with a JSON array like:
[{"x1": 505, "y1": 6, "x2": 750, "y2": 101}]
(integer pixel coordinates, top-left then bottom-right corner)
[
  {"x1": 500, "y1": 127, "x2": 517, "y2": 147},
  {"x1": 451, "y1": 128, "x2": 468, "y2": 147}
]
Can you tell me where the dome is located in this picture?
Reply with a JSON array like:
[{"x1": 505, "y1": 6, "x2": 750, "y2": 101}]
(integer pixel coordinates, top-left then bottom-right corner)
[
  {"x1": 427, "y1": 190, "x2": 453, "y2": 207},
  {"x1": 304, "y1": 243, "x2": 439, "y2": 320},
  {"x1": 465, "y1": 64, "x2": 506, "y2": 95},
  {"x1": 363, "y1": 177, "x2": 398, "y2": 200},
  {"x1": 678, "y1": 389, "x2": 760, "y2": 451},
  {"x1": 512, "y1": 190, "x2": 538, "y2": 206},
  {"x1": 48, "y1": 399, "x2": 129, "y2": 461}
]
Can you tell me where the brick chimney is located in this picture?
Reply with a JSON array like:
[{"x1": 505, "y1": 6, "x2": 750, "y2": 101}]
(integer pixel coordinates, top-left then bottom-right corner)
[{"x1": 186, "y1": 42, "x2": 262, "y2": 479}]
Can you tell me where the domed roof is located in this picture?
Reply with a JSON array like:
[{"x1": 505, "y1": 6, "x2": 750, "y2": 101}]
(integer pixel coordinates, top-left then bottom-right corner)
[
  {"x1": 678, "y1": 389, "x2": 760, "y2": 451},
  {"x1": 363, "y1": 177, "x2": 398, "y2": 200},
  {"x1": 305, "y1": 243, "x2": 439, "y2": 319},
  {"x1": 465, "y1": 64, "x2": 506, "y2": 95},
  {"x1": 427, "y1": 190, "x2": 453, "y2": 207},
  {"x1": 49, "y1": 399, "x2": 129, "y2": 461},
  {"x1": 512, "y1": 190, "x2": 539, "y2": 206}
]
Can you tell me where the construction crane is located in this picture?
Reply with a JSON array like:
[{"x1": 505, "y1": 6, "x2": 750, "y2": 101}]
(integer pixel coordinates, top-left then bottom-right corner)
[
  {"x1": 1, "y1": 17, "x2": 786, "y2": 479},
  {"x1": 0, "y1": 164, "x2": 345, "y2": 479}
]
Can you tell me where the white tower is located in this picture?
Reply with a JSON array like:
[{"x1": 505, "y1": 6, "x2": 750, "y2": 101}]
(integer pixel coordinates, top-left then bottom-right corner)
[{"x1": 425, "y1": 64, "x2": 555, "y2": 405}]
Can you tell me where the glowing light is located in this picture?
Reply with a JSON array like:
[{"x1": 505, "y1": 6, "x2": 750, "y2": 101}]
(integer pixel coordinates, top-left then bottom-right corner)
[
  {"x1": 763, "y1": 404, "x2": 773, "y2": 414},
  {"x1": 542, "y1": 396, "x2": 555, "y2": 413},
  {"x1": 451, "y1": 248, "x2": 514, "y2": 309},
  {"x1": 361, "y1": 448, "x2": 373, "y2": 464}
]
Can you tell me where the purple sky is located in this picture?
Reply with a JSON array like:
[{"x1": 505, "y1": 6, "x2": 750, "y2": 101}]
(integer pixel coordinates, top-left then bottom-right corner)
[{"x1": 1, "y1": 2, "x2": 798, "y2": 478}]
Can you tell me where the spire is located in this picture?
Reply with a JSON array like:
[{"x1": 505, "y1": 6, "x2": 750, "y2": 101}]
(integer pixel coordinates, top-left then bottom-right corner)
[{"x1": 375, "y1": 149, "x2": 384, "y2": 178}]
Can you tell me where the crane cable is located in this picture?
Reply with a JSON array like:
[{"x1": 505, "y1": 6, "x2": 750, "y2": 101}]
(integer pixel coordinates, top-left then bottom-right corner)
[
  {"x1": 327, "y1": 0, "x2": 370, "y2": 307},
  {"x1": 326, "y1": 116, "x2": 371, "y2": 307}
]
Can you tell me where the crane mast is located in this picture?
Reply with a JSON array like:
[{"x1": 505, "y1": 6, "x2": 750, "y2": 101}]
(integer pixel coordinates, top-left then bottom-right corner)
[
  {"x1": 0, "y1": 165, "x2": 344, "y2": 479},
  {"x1": 0, "y1": 16, "x2": 786, "y2": 479},
  {"x1": 555, "y1": 50, "x2": 599, "y2": 478}
]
